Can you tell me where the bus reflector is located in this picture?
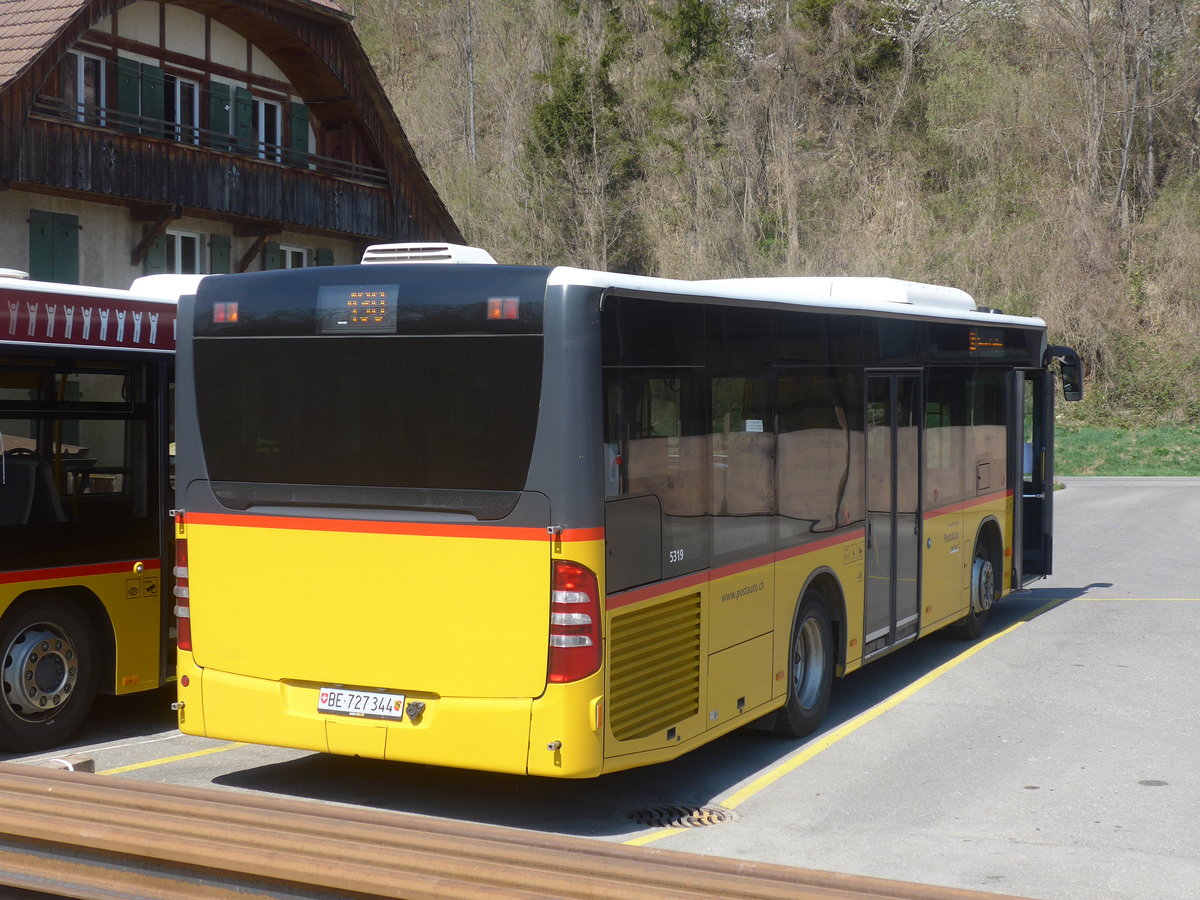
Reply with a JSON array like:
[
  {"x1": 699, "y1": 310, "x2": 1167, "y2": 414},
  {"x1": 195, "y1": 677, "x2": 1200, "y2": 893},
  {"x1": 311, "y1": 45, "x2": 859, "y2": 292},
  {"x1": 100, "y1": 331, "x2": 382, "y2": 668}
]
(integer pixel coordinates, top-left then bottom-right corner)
[
  {"x1": 548, "y1": 561, "x2": 601, "y2": 683},
  {"x1": 213, "y1": 302, "x2": 239, "y2": 324},
  {"x1": 487, "y1": 297, "x2": 519, "y2": 320},
  {"x1": 173, "y1": 515, "x2": 191, "y2": 652}
]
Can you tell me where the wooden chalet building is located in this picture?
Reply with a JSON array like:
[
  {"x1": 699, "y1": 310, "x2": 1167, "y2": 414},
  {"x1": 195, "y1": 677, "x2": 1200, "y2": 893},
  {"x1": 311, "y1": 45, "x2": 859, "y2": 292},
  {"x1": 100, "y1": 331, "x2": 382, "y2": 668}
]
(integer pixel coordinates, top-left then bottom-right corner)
[{"x1": 0, "y1": 0, "x2": 462, "y2": 288}]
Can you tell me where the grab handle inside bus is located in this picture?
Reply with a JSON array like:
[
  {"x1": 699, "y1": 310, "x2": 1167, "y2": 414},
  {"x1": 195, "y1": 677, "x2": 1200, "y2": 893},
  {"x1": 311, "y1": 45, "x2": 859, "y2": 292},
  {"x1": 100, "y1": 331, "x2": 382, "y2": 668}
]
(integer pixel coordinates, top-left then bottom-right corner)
[{"x1": 1046, "y1": 345, "x2": 1083, "y2": 401}]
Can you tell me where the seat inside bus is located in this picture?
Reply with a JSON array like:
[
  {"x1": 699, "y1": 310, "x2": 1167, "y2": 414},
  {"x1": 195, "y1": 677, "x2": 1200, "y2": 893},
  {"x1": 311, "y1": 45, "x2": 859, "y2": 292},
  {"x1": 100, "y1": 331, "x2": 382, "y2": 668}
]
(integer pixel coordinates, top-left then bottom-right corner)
[{"x1": 0, "y1": 456, "x2": 66, "y2": 526}]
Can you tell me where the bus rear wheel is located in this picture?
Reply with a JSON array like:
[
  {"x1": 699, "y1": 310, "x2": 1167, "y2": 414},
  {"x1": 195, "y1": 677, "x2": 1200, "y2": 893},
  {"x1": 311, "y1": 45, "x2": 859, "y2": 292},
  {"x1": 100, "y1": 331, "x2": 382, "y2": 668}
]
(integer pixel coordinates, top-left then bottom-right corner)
[
  {"x1": 775, "y1": 589, "x2": 834, "y2": 739},
  {"x1": 0, "y1": 600, "x2": 98, "y2": 753}
]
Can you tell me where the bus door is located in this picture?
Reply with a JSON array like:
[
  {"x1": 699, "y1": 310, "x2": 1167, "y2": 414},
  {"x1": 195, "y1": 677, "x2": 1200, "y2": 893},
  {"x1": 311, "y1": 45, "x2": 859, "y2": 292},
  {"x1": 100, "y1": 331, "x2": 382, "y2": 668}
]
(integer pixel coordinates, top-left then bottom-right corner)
[
  {"x1": 864, "y1": 372, "x2": 922, "y2": 657},
  {"x1": 1014, "y1": 369, "x2": 1054, "y2": 584}
]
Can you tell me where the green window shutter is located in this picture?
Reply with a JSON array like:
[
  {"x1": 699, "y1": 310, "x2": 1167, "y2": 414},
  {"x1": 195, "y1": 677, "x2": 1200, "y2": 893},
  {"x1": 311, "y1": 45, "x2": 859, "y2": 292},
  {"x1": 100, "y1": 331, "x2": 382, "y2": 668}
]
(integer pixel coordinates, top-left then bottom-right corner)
[
  {"x1": 116, "y1": 57, "x2": 141, "y2": 133},
  {"x1": 54, "y1": 214, "x2": 79, "y2": 284},
  {"x1": 143, "y1": 230, "x2": 167, "y2": 276},
  {"x1": 28, "y1": 210, "x2": 56, "y2": 281},
  {"x1": 234, "y1": 87, "x2": 254, "y2": 155},
  {"x1": 140, "y1": 63, "x2": 165, "y2": 133},
  {"x1": 261, "y1": 241, "x2": 282, "y2": 270},
  {"x1": 209, "y1": 234, "x2": 231, "y2": 274},
  {"x1": 288, "y1": 102, "x2": 310, "y2": 166},
  {"x1": 28, "y1": 211, "x2": 79, "y2": 284},
  {"x1": 314, "y1": 248, "x2": 334, "y2": 267},
  {"x1": 207, "y1": 81, "x2": 231, "y2": 150}
]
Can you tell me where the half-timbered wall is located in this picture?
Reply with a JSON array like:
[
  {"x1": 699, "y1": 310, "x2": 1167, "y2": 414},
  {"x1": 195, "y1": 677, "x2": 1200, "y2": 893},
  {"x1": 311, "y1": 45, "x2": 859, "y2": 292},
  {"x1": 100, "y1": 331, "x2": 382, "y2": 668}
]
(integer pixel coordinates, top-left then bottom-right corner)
[{"x1": 0, "y1": 0, "x2": 459, "y2": 290}]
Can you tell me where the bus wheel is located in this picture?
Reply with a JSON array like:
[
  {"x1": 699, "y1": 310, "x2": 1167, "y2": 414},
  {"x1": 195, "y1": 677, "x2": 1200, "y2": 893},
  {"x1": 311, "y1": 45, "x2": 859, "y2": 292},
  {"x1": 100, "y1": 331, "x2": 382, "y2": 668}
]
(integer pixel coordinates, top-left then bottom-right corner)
[
  {"x1": 0, "y1": 600, "x2": 98, "y2": 753},
  {"x1": 775, "y1": 589, "x2": 834, "y2": 739},
  {"x1": 953, "y1": 546, "x2": 995, "y2": 640}
]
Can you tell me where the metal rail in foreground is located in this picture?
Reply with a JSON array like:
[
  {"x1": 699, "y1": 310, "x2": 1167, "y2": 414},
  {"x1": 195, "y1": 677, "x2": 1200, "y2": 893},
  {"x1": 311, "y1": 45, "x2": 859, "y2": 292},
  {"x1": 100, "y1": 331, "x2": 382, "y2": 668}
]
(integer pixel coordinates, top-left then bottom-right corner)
[{"x1": 0, "y1": 762, "x2": 1030, "y2": 900}]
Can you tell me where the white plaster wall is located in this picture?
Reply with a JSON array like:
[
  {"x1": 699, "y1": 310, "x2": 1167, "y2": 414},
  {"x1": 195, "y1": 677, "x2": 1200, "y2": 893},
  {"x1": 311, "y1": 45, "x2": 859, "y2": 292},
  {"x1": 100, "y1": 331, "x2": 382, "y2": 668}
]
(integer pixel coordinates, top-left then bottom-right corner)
[
  {"x1": 251, "y1": 46, "x2": 285, "y2": 82},
  {"x1": 210, "y1": 18, "x2": 246, "y2": 71},
  {"x1": 116, "y1": 1, "x2": 161, "y2": 47},
  {"x1": 0, "y1": 191, "x2": 138, "y2": 288},
  {"x1": 164, "y1": 5, "x2": 206, "y2": 61},
  {"x1": 1, "y1": 192, "x2": 359, "y2": 289},
  {"x1": 0, "y1": 192, "x2": 32, "y2": 276}
]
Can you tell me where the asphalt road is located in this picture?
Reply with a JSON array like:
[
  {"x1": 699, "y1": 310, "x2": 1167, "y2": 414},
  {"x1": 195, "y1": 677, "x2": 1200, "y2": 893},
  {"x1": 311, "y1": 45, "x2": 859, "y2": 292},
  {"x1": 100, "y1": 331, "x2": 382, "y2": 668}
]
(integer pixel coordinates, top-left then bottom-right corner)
[{"x1": 5, "y1": 477, "x2": 1198, "y2": 900}]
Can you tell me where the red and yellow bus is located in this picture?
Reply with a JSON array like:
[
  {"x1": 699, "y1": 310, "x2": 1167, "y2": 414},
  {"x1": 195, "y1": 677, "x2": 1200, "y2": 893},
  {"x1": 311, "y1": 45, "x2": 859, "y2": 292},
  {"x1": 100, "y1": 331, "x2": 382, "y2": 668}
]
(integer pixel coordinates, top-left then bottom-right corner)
[
  {"x1": 1, "y1": 271, "x2": 196, "y2": 752},
  {"x1": 173, "y1": 246, "x2": 1081, "y2": 776}
]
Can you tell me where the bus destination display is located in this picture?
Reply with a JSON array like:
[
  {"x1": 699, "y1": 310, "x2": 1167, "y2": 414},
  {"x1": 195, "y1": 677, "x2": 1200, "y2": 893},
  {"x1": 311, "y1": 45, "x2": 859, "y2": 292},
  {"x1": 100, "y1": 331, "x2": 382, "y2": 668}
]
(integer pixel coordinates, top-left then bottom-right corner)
[
  {"x1": 968, "y1": 326, "x2": 1006, "y2": 357},
  {"x1": 317, "y1": 284, "x2": 399, "y2": 334}
]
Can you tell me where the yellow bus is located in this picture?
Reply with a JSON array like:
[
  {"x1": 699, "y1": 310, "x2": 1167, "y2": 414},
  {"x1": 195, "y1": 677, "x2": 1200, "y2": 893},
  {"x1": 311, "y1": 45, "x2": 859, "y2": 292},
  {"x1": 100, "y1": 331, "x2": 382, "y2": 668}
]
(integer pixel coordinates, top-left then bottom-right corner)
[
  {"x1": 1, "y1": 271, "x2": 193, "y2": 752},
  {"x1": 173, "y1": 246, "x2": 1081, "y2": 776}
]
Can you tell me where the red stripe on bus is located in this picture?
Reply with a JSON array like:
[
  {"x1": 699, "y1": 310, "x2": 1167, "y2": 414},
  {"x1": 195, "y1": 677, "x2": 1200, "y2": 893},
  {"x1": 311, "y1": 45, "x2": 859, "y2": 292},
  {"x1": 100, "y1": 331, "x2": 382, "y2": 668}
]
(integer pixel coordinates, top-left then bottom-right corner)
[
  {"x1": 184, "y1": 511, "x2": 603, "y2": 543},
  {"x1": 606, "y1": 529, "x2": 866, "y2": 611},
  {"x1": 773, "y1": 529, "x2": 866, "y2": 564},
  {"x1": 0, "y1": 559, "x2": 162, "y2": 586},
  {"x1": 607, "y1": 571, "x2": 710, "y2": 610},
  {"x1": 922, "y1": 489, "x2": 1013, "y2": 520}
]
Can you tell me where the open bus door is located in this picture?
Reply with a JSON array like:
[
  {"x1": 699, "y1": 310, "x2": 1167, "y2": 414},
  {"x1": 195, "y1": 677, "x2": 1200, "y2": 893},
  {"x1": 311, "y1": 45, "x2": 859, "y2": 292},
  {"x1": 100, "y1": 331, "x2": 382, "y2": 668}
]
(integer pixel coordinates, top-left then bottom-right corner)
[{"x1": 1014, "y1": 346, "x2": 1082, "y2": 586}]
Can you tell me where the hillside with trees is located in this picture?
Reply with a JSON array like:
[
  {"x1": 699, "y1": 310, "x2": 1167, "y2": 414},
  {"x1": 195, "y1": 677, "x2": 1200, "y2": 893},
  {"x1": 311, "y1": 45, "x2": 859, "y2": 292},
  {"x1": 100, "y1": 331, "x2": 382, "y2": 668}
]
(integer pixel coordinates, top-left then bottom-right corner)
[{"x1": 351, "y1": 0, "x2": 1200, "y2": 426}]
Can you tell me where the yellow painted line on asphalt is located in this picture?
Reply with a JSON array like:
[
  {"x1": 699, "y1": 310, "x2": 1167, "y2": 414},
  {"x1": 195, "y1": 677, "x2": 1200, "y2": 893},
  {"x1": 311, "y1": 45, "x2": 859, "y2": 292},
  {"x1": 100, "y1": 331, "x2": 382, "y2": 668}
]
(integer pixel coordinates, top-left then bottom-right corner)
[
  {"x1": 623, "y1": 597, "x2": 1069, "y2": 847},
  {"x1": 99, "y1": 742, "x2": 246, "y2": 775},
  {"x1": 624, "y1": 828, "x2": 686, "y2": 846}
]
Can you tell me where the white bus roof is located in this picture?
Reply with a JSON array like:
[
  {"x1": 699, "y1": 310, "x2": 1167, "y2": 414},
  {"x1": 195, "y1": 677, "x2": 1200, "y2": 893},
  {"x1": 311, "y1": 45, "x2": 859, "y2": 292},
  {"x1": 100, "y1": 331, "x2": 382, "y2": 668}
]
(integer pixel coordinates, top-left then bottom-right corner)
[
  {"x1": 0, "y1": 275, "x2": 186, "y2": 305},
  {"x1": 550, "y1": 267, "x2": 1043, "y2": 328},
  {"x1": 128, "y1": 273, "x2": 206, "y2": 300},
  {"x1": 360, "y1": 242, "x2": 1042, "y2": 328}
]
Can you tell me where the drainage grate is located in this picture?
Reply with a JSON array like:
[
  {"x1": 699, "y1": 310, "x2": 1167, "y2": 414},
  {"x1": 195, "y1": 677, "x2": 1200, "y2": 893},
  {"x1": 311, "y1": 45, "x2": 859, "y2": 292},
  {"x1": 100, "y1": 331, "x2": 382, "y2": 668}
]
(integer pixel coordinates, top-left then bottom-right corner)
[{"x1": 626, "y1": 805, "x2": 735, "y2": 828}]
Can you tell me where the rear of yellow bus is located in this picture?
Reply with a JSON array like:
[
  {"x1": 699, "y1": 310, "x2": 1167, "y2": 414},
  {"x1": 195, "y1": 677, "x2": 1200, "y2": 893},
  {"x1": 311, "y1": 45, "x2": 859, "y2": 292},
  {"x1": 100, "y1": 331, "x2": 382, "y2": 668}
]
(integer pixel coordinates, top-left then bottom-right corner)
[{"x1": 173, "y1": 263, "x2": 610, "y2": 776}]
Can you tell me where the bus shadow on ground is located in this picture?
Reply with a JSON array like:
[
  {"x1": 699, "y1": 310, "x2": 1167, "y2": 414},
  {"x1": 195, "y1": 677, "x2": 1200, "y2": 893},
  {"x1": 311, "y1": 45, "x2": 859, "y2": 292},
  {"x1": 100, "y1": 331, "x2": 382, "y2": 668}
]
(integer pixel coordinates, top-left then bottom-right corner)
[
  {"x1": 212, "y1": 584, "x2": 1103, "y2": 838},
  {"x1": 0, "y1": 685, "x2": 178, "y2": 765}
]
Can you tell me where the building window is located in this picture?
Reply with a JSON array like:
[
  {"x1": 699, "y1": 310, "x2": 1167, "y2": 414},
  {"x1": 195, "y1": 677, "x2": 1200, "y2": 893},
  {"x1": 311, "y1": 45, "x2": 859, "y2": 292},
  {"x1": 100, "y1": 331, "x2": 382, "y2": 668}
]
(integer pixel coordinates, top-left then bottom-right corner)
[
  {"x1": 63, "y1": 51, "x2": 106, "y2": 125},
  {"x1": 145, "y1": 230, "x2": 203, "y2": 275},
  {"x1": 254, "y1": 99, "x2": 281, "y2": 161},
  {"x1": 261, "y1": 243, "x2": 309, "y2": 270},
  {"x1": 165, "y1": 231, "x2": 202, "y2": 274},
  {"x1": 164, "y1": 75, "x2": 200, "y2": 144},
  {"x1": 281, "y1": 245, "x2": 307, "y2": 268}
]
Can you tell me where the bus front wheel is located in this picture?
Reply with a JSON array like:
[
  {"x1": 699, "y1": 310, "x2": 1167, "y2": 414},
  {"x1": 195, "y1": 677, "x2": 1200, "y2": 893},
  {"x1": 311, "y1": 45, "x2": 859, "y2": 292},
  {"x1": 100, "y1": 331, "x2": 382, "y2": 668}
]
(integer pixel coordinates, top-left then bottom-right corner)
[
  {"x1": 775, "y1": 589, "x2": 834, "y2": 739},
  {"x1": 0, "y1": 599, "x2": 98, "y2": 753},
  {"x1": 952, "y1": 546, "x2": 996, "y2": 641}
]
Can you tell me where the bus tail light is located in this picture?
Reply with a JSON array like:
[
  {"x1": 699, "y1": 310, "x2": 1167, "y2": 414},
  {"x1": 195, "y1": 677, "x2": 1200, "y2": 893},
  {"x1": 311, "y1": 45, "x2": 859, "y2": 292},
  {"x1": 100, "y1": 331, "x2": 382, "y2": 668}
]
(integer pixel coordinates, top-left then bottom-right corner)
[
  {"x1": 548, "y1": 560, "x2": 601, "y2": 683},
  {"x1": 173, "y1": 514, "x2": 191, "y2": 652}
]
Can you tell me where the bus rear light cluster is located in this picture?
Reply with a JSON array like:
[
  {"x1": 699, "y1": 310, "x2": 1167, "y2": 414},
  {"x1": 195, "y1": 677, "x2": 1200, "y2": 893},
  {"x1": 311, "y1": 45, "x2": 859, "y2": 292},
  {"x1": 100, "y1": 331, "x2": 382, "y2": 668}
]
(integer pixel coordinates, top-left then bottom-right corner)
[
  {"x1": 172, "y1": 514, "x2": 191, "y2": 652},
  {"x1": 548, "y1": 560, "x2": 601, "y2": 683}
]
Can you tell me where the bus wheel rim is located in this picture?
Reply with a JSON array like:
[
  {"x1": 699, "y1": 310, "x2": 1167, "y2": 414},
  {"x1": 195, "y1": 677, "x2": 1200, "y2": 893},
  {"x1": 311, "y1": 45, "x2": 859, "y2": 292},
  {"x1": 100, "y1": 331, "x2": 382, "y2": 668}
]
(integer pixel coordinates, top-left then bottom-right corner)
[
  {"x1": 794, "y1": 616, "x2": 826, "y2": 710},
  {"x1": 972, "y1": 556, "x2": 995, "y2": 614},
  {"x1": 2, "y1": 624, "x2": 78, "y2": 723}
]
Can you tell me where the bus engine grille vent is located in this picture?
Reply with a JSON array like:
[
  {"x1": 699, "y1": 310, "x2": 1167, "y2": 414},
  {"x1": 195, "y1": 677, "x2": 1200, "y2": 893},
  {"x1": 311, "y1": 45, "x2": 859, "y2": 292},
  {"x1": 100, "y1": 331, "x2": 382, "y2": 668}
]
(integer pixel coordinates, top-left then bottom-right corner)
[{"x1": 608, "y1": 593, "x2": 701, "y2": 741}]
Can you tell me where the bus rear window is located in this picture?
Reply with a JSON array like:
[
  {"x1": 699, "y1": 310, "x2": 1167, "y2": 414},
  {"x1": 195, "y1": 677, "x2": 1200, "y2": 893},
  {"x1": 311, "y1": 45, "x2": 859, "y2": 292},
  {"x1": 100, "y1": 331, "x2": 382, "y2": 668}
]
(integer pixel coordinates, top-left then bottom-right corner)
[{"x1": 194, "y1": 334, "x2": 542, "y2": 515}]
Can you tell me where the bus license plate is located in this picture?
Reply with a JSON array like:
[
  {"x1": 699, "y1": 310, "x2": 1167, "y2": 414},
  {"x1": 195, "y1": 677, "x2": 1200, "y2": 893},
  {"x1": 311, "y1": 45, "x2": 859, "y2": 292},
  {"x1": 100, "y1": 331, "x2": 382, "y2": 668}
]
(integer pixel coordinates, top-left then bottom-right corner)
[{"x1": 317, "y1": 687, "x2": 406, "y2": 720}]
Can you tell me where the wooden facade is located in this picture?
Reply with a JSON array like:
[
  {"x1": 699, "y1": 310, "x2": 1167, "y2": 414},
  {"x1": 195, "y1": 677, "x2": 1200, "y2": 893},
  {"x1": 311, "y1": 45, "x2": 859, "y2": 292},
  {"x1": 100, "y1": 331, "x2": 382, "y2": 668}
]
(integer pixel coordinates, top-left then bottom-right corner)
[{"x1": 0, "y1": 0, "x2": 461, "y2": 284}]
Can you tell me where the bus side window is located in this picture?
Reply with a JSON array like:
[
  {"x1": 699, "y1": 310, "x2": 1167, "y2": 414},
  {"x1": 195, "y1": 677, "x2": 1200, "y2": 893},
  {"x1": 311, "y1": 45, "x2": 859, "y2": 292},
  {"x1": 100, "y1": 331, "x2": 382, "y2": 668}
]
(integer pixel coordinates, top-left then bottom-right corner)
[
  {"x1": 604, "y1": 373, "x2": 709, "y2": 590},
  {"x1": 710, "y1": 375, "x2": 774, "y2": 564},
  {"x1": 778, "y1": 372, "x2": 853, "y2": 537}
]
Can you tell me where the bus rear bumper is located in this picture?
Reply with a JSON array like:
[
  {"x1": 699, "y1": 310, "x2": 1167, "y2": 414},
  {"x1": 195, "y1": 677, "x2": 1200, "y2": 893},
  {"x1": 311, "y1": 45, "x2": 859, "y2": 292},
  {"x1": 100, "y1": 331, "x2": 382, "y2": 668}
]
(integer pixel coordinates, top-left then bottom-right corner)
[{"x1": 176, "y1": 651, "x2": 577, "y2": 775}]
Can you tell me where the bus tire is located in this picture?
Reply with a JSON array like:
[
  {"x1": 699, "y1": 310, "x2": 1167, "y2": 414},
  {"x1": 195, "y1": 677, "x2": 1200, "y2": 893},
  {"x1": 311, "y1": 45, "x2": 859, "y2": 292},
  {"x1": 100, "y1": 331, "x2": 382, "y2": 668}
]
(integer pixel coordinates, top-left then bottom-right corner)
[
  {"x1": 953, "y1": 545, "x2": 996, "y2": 640},
  {"x1": 774, "y1": 589, "x2": 834, "y2": 739},
  {"x1": 0, "y1": 599, "x2": 99, "y2": 753}
]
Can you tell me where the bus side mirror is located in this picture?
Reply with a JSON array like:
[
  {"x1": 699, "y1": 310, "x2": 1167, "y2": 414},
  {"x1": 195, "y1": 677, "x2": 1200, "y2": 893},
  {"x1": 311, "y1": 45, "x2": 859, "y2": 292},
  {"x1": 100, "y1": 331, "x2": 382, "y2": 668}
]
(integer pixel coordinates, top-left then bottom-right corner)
[{"x1": 1046, "y1": 345, "x2": 1083, "y2": 402}]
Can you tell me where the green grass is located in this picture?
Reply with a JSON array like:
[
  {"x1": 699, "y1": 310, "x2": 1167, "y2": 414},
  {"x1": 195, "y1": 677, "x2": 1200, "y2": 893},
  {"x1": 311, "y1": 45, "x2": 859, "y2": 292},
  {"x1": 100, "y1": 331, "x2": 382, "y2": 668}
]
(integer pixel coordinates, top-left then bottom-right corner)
[{"x1": 1055, "y1": 425, "x2": 1200, "y2": 476}]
